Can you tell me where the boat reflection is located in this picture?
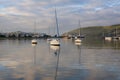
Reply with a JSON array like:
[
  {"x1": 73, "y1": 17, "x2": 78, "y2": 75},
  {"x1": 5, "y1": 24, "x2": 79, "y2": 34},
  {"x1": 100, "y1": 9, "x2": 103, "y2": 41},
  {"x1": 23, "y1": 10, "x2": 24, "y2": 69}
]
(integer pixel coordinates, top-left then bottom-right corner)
[
  {"x1": 50, "y1": 45, "x2": 60, "y2": 80},
  {"x1": 77, "y1": 43, "x2": 81, "y2": 64},
  {"x1": 32, "y1": 43, "x2": 37, "y2": 65},
  {"x1": 75, "y1": 42, "x2": 82, "y2": 66},
  {"x1": 26, "y1": 43, "x2": 37, "y2": 80},
  {"x1": 32, "y1": 43, "x2": 37, "y2": 47},
  {"x1": 55, "y1": 48, "x2": 60, "y2": 80},
  {"x1": 75, "y1": 42, "x2": 82, "y2": 46},
  {"x1": 50, "y1": 45, "x2": 60, "y2": 56},
  {"x1": 50, "y1": 45, "x2": 60, "y2": 51}
]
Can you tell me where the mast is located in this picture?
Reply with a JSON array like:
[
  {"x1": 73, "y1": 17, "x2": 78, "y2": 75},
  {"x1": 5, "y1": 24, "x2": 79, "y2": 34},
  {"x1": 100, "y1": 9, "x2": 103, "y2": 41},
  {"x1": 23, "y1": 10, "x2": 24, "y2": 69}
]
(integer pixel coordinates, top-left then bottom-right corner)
[
  {"x1": 34, "y1": 21, "x2": 36, "y2": 35},
  {"x1": 115, "y1": 26, "x2": 117, "y2": 37},
  {"x1": 78, "y1": 20, "x2": 81, "y2": 36},
  {"x1": 55, "y1": 8, "x2": 59, "y2": 37},
  {"x1": 31, "y1": 20, "x2": 37, "y2": 44},
  {"x1": 48, "y1": 26, "x2": 50, "y2": 35}
]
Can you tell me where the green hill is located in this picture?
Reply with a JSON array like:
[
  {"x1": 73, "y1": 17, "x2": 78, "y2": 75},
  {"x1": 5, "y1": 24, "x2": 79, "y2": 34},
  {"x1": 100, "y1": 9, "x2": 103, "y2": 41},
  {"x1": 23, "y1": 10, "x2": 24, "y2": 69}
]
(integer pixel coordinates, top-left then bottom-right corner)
[{"x1": 64, "y1": 24, "x2": 120, "y2": 39}]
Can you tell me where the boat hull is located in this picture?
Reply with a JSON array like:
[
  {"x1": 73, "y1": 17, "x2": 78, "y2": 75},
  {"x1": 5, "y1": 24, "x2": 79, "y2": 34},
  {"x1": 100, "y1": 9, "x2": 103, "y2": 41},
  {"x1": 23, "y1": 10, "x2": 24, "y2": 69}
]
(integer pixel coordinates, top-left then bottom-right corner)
[
  {"x1": 105, "y1": 37, "x2": 112, "y2": 41},
  {"x1": 32, "y1": 39, "x2": 37, "y2": 44},
  {"x1": 51, "y1": 44, "x2": 60, "y2": 46},
  {"x1": 50, "y1": 39, "x2": 60, "y2": 46},
  {"x1": 75, "y1": 39, "x2": 82, "y2": 43}
]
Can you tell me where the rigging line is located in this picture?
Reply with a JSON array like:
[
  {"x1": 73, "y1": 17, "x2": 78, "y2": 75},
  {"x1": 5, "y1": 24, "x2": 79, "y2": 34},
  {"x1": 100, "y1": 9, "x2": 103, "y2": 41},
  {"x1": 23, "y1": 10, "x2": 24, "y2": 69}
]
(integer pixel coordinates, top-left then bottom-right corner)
[{"x1": 55, "y1": 8, "x2": 60, "y2": 37}]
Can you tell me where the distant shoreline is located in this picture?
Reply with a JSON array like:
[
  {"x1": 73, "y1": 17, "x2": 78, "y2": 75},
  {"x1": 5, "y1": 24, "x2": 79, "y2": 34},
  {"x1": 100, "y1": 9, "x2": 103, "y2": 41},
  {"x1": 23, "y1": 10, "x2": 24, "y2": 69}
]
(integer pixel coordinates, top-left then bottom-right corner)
[{"x1": 63, "y1": 24, "x2": 120, "y2": 39}]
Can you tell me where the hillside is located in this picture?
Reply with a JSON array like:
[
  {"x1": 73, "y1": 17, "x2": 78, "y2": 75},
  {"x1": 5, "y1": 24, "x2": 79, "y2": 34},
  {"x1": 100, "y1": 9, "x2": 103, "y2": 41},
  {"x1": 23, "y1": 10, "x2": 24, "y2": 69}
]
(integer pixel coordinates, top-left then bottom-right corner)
[{"x1": 64, "y1": 24, "x2": 120, "y2": 39}]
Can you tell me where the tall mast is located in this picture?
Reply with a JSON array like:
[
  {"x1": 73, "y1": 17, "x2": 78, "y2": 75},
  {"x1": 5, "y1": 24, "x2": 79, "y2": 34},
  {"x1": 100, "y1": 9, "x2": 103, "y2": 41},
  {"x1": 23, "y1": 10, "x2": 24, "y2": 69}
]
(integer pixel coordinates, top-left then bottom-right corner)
[
  {"x1": 78, "y1": 20, "x2": 81, "y2": 36},
  {"x1": 55, "y1": 8, "x2": 59, "y2": 37},
  {"x1": 115, "y1": 26, "x2": 117, "y2": 37},
  {"x1": 48, "y1": 26, "x2": 50, "y2": 35},
  {"x1": 34, "y1": 20, "x2": 36, "y2": 35}
]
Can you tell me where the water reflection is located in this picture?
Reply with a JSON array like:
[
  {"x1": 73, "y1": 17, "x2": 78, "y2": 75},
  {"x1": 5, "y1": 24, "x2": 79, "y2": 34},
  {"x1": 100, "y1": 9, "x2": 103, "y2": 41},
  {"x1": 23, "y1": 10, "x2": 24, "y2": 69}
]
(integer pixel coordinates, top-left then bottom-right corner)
[
  {"x1": 0, "y1": 39, "x2": 120, "y2": 80},
  {"x1": 75, "y1": 42, "x2": 87, "y2": 71},
  {"x1": 103, "y1": 40, "x2": 120, "y2": 49},
  {"x1": 75, "y1": 42, "x2": 82, "y2": 46},
  {"x1": 24, "y1": 43, "x2": 37, "y2": 80},
  {"x1": 75, "y1": 42, "x2": 82, "y2": 64},
  {"x1": 32, "y1": 44, "x2": 37, "y2": 65},
  {"x1": 83, "y1": 39, "x2": 120, "y2": 49},
  {"x1": 50, "y1": 46, "x2": 60, "y2": 56},
  {"x1": 50, "y1": 45, "x2": 60, "y2": 80}
]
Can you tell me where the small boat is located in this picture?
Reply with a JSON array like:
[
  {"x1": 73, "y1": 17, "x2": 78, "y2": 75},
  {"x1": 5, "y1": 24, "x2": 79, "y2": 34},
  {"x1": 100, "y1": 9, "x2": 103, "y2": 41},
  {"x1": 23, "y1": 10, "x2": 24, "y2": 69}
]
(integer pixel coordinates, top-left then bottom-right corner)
[
  {"x1": 105, "y1": 37, "x2": 112, "y2": 41},
  {"x1": 75, "y1": 20, "x2": 82, "y2": 43},
  {"x1": 50, "y1": 39, "x2": 60, "y2": 46},
  {"x1": 32, "y1": 39, "x2": 37, "y2": 44},
  {"x1": 31, "y1": 21, "x2": 37, "y2": 44}
]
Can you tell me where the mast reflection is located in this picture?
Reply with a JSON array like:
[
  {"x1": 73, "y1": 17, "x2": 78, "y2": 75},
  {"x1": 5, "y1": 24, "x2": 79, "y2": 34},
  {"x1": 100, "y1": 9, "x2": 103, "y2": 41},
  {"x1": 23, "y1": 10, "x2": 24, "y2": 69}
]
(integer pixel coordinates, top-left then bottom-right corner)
[
  {"x1": 30, "y1": 44, "x2": 37, "y2": 80},
  {"x1": 50, "y1": 45, "x2": 60, "y2": 80},
  {"x1": 75, "y1": 42, "x2": 82, "y2": 64},
  {"x1": 32, "y1": 44, "x2": 37, "y2": 65},
  {"x1": 50, "y1": 45, "x2": 60, "y2": 56}
]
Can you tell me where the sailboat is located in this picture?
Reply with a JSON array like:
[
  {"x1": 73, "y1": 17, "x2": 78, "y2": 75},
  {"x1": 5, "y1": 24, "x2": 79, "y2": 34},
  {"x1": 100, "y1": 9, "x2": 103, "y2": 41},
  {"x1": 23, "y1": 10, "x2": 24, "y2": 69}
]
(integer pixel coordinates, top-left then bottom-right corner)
[
  {"x1": 32, "y1": 39, "x2": 37, "y2": 44},
  {"x1": 32, "y1": 21, "x2": 37, "y2": 44},
  {"x1": 50, "y1": 8, "x2": 60, "y2": 46},
  {"x1": 75, "y1": 20, "x2": 82, "y2": 43}
]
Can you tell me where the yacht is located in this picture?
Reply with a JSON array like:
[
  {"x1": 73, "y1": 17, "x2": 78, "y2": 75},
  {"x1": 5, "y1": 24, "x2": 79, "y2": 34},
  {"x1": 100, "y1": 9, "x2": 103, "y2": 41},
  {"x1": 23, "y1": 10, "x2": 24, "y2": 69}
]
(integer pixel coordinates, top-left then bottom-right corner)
[
  {"x1": 32, "y1": 39, "x2": 37, "y2": 44},
  {"x1": 75, "y1": 20, "x2": 82, "y2": 43},
  {"x1": 50, "y1": 8, "x2": 60, "y2": 46},
  {"x1": 32, "y1": 21, "x2": 37, "y2": 44},
  {"x1": 50, "y1": 39, "x2": 60, "y2": 46}
]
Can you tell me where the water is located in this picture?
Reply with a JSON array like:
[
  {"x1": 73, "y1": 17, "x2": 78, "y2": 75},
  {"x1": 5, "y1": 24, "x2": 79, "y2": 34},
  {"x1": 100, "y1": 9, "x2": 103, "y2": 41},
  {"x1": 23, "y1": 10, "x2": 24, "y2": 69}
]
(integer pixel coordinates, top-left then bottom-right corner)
[{"x1": 0, "y1": 39, "x2": 120, "y2": 80}]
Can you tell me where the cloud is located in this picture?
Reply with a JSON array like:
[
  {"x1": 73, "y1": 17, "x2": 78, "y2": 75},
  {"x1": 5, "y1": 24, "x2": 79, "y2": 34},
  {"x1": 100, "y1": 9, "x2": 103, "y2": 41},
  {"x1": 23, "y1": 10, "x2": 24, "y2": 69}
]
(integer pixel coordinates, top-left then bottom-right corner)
[
  {"x1": 0, "y1": 7, "x2": 34, "y2": 16},
  {"x1": 0, "y1": 0, "x2": 120, "y2": 33}
]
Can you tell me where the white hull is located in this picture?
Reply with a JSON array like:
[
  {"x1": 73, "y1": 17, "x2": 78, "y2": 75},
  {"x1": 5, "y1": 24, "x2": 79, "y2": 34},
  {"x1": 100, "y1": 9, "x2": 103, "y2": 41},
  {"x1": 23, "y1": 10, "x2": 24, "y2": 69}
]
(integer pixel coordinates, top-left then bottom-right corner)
[
  {"x1": 31, "y1": 39, "x2": 37, "y2": 44},
  {"x1": 75, "y1": 38, "x2": 82, "y2": 43},
  {"x1": 105, "y1": 37, "x2": 112, "y2": 41},
  {"x1": 50, "y1": 39, "x2": 60, "y2": 46}
]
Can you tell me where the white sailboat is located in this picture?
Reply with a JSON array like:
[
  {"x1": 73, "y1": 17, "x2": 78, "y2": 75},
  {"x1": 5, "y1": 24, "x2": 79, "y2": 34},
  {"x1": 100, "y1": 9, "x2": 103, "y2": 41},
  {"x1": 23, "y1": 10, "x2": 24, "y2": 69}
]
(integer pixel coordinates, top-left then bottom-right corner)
[
  {"x1": 75, "y1": 20, "x2": 82, "y2": 43},
  {"x1": 32, "y1": 39, "x2": 37, "y2": 44},
  {"x1": 50, "y1": 8, "x2": 60, "y2": 46},
  {"x1": 32, "y1": 21, "x2": 37, "y2": 44},
  {"x1": 105, "y1": 37, "x2": 112, "y2": 41}
]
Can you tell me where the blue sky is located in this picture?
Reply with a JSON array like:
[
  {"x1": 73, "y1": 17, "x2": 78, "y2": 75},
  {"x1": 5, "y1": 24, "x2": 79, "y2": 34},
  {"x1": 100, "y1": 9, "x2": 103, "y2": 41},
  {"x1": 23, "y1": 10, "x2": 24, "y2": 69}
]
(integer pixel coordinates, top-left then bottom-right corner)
[{"x1": 0, "y1": 0, "x2": 120, "y2": 34}]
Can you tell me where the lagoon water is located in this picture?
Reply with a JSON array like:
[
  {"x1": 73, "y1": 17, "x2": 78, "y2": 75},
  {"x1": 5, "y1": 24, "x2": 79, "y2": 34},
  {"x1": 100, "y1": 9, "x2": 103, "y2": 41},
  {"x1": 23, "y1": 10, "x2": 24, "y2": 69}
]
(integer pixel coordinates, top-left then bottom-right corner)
[{"x1": 0, "y1": 39, "x2": 120, "y2": 80}]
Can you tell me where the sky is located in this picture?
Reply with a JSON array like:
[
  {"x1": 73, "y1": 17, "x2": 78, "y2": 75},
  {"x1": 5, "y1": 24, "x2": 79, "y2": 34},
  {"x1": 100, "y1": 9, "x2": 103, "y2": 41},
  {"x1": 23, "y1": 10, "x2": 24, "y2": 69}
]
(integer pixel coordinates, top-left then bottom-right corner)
[{"x1": 0, "y1": 0, "x2": 120, "y2": 34}]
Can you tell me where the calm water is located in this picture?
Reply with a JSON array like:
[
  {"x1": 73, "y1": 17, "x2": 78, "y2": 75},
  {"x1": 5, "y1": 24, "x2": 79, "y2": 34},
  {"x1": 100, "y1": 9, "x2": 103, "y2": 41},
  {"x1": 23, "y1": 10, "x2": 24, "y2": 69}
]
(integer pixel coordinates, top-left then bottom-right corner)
[{"x1": 0, "y1": 39, "x2": 120, "y2": 80}]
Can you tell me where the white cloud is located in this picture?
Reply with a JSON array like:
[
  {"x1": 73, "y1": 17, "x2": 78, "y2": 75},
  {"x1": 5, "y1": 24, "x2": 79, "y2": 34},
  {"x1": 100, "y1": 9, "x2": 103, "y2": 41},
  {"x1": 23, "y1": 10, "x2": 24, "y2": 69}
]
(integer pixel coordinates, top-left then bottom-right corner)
[
  {"x1": 0, "y1": 7, "x2": 34, "y2": 16},
  {"x1": 0, "y1": 0, "x2": 120, "y2": 33}
]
